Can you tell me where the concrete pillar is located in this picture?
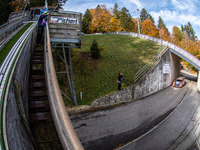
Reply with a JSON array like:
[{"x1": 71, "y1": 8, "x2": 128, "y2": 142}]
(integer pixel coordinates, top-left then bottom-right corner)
[{"x1": 197, "y1": 70, "x2": 200, "y2": 91}]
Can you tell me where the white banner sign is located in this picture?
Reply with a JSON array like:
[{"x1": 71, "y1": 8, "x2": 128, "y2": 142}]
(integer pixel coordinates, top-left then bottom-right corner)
[
  {"x1": 163, "y1": 64, "x2": 170, "y2": 74},
  {"x1": 50, "y1": 16, "x2": 79, "y2": 24}
]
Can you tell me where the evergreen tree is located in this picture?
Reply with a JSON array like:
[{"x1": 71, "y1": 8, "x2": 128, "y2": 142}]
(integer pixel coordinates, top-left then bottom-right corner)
[
  {"x1": 140, "y1": 8, "x2": 154, "y2": 23},
  {"x1": 182, "y1": 22, "x2": 196, "y2": 41},
  {"x1": 82, "y1": 9, "x2": 92, "y2": 33},
  {"x1": 119, "y1": 7, "x2": 133, "y2": 32},
  {"x1": 90, "y1": 39, "x2": 100, "y2": 59},
  {"x1": 113, "y1": 3, "x2": 119, "y2": 18},
  {"x1": 158, "y1": 16, "x2": 168, "y2": 31}
]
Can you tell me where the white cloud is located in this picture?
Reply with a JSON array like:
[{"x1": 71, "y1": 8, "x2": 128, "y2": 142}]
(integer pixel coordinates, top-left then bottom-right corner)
[
  {"x1": 150, "y1": 9, "x2": 200, "y2": 38},
  {"x1": 63, "y1": 1, "x2": 113, "y2": 14},
  {"x1": 171, "y1": 0, "x2": 196, "y2": 13},
  {"x1": 128, "y1": 0, "x2": 143, "y2": 9}
]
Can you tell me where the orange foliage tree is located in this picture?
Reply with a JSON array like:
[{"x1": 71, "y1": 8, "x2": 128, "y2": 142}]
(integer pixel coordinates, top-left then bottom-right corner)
[
  {"x1": 110, "y1": 15, "x2": 120, "y2": 32},
  {"x1": 10, "y1": 0, "x2": 25, "y2": 11},
  {"x1": 89, "y1": 5, "x2": 111, "y2": 33},
  {"x1": 141, "y1": 19, "x2": 159, "y2": 37},
  {"x1": 171, "y1": 26, "x2": 182, "y2": 45},
  {"x1": 159, "y1": 27, "x2": 170, "y2": 41}
]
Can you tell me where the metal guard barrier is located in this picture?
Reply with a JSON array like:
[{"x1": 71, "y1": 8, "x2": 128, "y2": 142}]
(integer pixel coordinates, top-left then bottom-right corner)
[
  {"x1": 44, "y1": 22, "x2": 84, "y2": 150},
  {"x1": 0, "y1": 22, "x2": 37, "y2": 150}
]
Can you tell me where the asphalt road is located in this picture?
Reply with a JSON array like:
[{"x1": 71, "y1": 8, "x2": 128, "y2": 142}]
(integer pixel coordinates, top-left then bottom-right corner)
[
  {"x1": 119, "y1": 81, "x2": 199, "y2": 150},
  {"x1": 70, "y1": 82, "x2": 191, "y2": 150}
]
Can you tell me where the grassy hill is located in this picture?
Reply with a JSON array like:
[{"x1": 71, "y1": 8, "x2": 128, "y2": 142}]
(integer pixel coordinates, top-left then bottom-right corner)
[{"x1": 54, "y1": 34, "x2": 161, "y2": 105}]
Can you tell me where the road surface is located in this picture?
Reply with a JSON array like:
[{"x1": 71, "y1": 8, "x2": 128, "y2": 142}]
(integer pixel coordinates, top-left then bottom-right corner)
[{"x1": 70, "y1": 81, "x2": 191, "y2": 150}]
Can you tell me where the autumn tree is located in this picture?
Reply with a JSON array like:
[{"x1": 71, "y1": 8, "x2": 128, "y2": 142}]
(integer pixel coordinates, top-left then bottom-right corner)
[
  {"x1": 82, "y1": 9, "x2": 92, "y2": 33},
  {"x1": 157, "y1": 16, "x2": 170, "y2": 41},
  {"x1": 119, "y1": 7, "x2": 134, "y2": 32},
  {"x1": 141, "y1": 19, "x2": 159, "y2": 37},
  {"x1": 140, "y1": 8, "x2": 154, "y2": 23},
  {"x1": 10, "y1": 0, "x2": 26, "y2": 11},
  {"x1": 171, "y1": 26, "x2": 182, "y2": 45},
  {"x1": 110, "y1": 15, "x2": 120, "y2": 32},
  {"x1": 0, "y1": 0, "x2": 12, "y2": 25},
  {"x1": 89, "y1": 5, "x2": 111, "y2": 33}
]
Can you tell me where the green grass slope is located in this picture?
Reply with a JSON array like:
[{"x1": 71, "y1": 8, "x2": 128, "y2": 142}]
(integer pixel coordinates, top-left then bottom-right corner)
[{"x1": 55, "y1": 34, "x2": 161, "y2": 105}]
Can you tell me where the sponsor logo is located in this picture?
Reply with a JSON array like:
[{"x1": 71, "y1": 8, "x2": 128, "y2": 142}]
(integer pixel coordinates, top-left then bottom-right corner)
[{"x1": 50, "y1": 16, "x2": 79, "y2": 24}]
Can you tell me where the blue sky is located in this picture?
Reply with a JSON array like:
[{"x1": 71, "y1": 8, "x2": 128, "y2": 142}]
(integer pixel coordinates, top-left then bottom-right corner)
[{"x1": 63, "y1": 0, "x2": 200, "y2": 39}]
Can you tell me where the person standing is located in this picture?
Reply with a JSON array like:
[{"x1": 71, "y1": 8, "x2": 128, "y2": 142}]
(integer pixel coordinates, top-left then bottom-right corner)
[
  {"x1": 37, "y1": 7, "x2": 49, "y2": 45},
  {"x1": 118, "y1": 72, "x2": 123, "y2": 90}
]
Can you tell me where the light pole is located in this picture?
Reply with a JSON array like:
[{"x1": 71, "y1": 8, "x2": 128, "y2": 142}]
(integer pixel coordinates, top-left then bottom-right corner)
[{"x1": 134, "y1": 9, "x2": 140, "y2": 34}]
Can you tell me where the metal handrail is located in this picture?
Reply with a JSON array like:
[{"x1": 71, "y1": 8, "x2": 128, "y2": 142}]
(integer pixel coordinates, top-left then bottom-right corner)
[
  {"x1": 0, "y1": 10, "x2": 31, "y2": 42},
  {"x1": 134, "y1": 46, "x2": 168, "y2": 84}
]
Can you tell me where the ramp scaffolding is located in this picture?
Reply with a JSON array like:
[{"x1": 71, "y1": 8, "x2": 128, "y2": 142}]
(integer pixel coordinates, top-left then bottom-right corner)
[{"x1": 48, "y1": 10, "x2": 82, "y2": 106}]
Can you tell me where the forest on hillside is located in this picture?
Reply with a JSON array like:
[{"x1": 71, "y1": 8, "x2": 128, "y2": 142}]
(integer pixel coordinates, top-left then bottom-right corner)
[{"x1": 81, "y1": 4, "x2": 200, "y2": 70}]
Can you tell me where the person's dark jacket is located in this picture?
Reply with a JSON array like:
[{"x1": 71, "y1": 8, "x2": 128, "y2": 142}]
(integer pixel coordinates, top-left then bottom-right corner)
[{"x1": 38, "y1": 15, "x2": 48, "y2": 27}]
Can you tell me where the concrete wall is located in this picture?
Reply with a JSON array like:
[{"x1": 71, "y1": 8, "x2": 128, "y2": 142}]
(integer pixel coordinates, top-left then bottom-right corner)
[
  {"x1": 134, "y1": 49, "x2": 180, "y2": 100},
  {"x1": 5, "y1": 25, "x2": 37, "y2": 150},
  {"x1": 197, "y1": 71, "x2": 200, "y2": 91},
  {"x1": 91, "y1": 86, "x2": 133, "y2": 106}
]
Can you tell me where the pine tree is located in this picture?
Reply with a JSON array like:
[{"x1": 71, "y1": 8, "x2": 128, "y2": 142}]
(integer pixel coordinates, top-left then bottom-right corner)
[
  {"x1": 113, "y1": 3, "x2": 119, "y2": 18},
  {"x1": 182, "y1": 22, "x2": 196, "y2": 41},
  {"x1": 90, "y1": 39, "x2": 100, "y2": 59},
  {"x1": 158, "y1": 16, "x2": 168, "y2": 32},
  {"x1": 82, "y1": 9, "x2": 92, "y2": 33},
  {"x1": 140, "y1": 8, "x2": 154, "y2": 23},
  {"x1": 119, "y1": 7, "x2": 134, "y2": 32}
]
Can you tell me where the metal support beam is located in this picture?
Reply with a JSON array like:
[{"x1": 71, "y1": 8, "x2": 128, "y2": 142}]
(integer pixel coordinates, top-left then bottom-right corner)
[
  {"x1": 52, "y1": 42, "x2": 77, "y2": 105},
  {"x1": 68, "y1": 44, "x2": 77, "y2": 106},
  {"x1": 62, "y1": 43, "x2": 73, "y2": 97}
]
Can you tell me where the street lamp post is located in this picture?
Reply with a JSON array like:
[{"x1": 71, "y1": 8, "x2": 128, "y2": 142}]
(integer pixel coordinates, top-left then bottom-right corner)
[{"x1": 134, "y1": 9, "x2": 140, "y2": 34}]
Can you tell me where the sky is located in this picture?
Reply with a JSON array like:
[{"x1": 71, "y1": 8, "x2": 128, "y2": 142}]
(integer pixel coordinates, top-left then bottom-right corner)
[{"x1": 63, "y1": 0, "x2": 200, "y2": 39}]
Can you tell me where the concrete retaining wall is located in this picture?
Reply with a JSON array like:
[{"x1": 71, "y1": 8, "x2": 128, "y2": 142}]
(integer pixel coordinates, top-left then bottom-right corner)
[
  {"x1": 134, "y1": 49, "x2": 180, "y2": 100},
  {"x1": 5, "y1": 25, "x2": 37, "y2": 150},
  {"x1": 91, "y1": 86, "x2": 133, "y2": 106},
  {"x1": 197, "y1": 71, "x2": 200, "y2": 91}
]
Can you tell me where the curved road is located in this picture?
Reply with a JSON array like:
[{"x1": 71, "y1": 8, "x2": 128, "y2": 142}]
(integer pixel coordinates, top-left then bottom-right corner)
[{"x1": 70, "y1": 80, "x2": 196, "y2": 150}]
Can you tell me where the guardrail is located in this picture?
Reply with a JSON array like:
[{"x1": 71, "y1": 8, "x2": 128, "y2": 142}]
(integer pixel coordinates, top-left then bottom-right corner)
[
  {"x1": 134, "y1": 46, "x2": 168, "y2": 84},
  {"x1": 108, "y1": 32, "x2": 200, "y2": 70},
  {"x1": 44, "y1": 20, "x2": 84, "y2": 150},
  {"x1": 0, "y1": 22, "x2": 37, "y2": 150},
  {"x1": 0, "y1": 11, "x2": 31, "y2": 42}
]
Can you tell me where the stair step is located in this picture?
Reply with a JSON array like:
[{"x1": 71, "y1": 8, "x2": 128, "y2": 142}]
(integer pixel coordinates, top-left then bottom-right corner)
[
  {"x1": 33, "y1": 52, "x2": 44, "y2": 56},
  {"x1": 31, "y1": 70, "x2": 44, "y2": 75},
  {"x1": 30, "y1": 82, "x2": 46, "y2": 88},
  {"x1": 31, "y1": 75, "x2": 45, "y2": 82},
  {"x1": 30, "y1": 91, "x2": 46, "y2": 97},
  {"x1": 32, "y1": 59, "x2": 44, "y2": 64},
  {"x1": 33, "y1": 55, "x2": 44, "y2": 59},
  {"x1": 29, "y1": 101, "x2": 49, "y2": 112},
  {"x1": 30, "y1": 112, "x2": 51, "y2": 121}
]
